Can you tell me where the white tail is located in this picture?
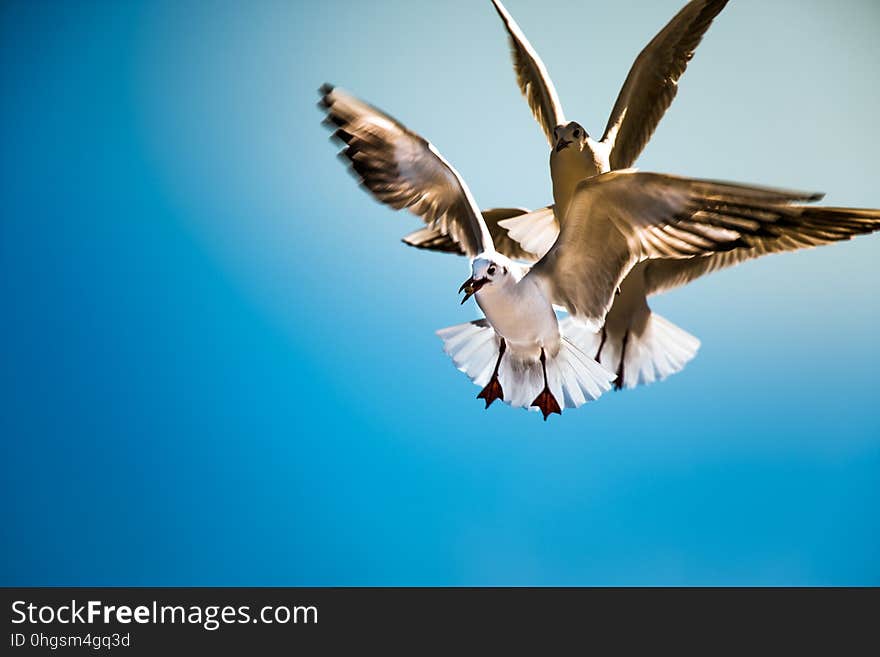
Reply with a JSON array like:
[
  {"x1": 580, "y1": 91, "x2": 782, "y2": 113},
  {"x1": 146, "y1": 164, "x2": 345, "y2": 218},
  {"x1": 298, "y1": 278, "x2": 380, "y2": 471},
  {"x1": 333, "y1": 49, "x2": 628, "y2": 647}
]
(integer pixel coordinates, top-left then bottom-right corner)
[
  {"x1": 560, "y1": 313, "x2": 700, "y2": 390},
  {"x1": 436, "y1": 320, "x2": 615, "y2": 411}
]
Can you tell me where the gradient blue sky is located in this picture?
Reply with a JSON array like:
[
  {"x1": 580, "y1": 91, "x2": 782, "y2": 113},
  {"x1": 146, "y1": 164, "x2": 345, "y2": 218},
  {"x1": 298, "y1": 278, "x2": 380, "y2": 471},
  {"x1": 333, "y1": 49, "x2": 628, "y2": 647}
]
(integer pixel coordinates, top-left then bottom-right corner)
[{"x1": 2, "y1": 0, "x2": 878, "y2": 585}]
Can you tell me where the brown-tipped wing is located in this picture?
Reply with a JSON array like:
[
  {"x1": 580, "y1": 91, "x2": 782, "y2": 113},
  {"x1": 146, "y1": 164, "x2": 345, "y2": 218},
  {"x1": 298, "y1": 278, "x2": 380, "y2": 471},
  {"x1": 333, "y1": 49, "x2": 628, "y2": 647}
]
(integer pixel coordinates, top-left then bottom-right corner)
[
  {"x1": 644, "y1": 206, "x2": 880, "y2": 295},
  {"x1": 602, "y1": 0, "x2": 729, "y2": 169},
  {"x1": 526, "y1": 170, "x2": 822, "y2": 330},
  {"x1": 490, "y1": 0, "x2": 565, "y2": 146},
  {"x1": 320, "y1": 85, "x2": 493, "y2": 257}
]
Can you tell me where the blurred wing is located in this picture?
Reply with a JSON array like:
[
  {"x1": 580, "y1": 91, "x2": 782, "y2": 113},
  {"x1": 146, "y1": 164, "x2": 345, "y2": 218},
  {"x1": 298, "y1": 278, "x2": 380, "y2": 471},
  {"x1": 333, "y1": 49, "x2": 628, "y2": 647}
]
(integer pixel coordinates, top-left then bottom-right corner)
[
  {"x1": 320, "y1": 85, "x2": 493, "y2": 257},
  {"x1": 490, "y1": 0, "x2": 565, "y2": 145},
  {"x1": 402, "y1": 207, "x2": 542, "y2": 261},
  {"x1": 526, "y1": 170, "x2": 823, "y2": 330},
  {"x1": 602, "y1": 0, "x2": 729, "y2": 169},
  {"x1": 400, "y1": 226, "x2": 465, "y2": 255},
  {"x1": 644, "y1": 206, "x2": 880, "y2": 295}
]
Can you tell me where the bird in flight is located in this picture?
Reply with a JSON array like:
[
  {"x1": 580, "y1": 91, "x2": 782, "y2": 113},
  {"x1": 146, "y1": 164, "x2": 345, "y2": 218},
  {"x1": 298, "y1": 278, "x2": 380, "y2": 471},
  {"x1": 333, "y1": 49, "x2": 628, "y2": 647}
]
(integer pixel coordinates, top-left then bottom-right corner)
[
  {"x1": 483, "y1": 0, "x2": 731, "y2": 389},
  {"x1": 490, "y1": 0, "x2": 729, "y2": 210},
  {"x1": 319, "y1": 85, "x2": 880, "y2": 419}
]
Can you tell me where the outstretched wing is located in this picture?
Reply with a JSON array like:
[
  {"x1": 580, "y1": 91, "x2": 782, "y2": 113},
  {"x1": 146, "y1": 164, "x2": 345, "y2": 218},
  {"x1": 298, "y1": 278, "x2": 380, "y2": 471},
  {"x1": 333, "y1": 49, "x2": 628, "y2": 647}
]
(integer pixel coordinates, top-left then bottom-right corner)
[
  {"x1": 402, "y1": 207, "x2": 542, "y2": 261},
  {"x1": 490, "y1": 0, "x2": 565, "y2": 146},
  {"x1": 405, "y1": 205, "x2": 562, "y2": 264},
  {"x1": 320, "y1": 85, "x2": 493, "y2": 257},
  {"x1": 644, "y1": 207, "x2": 880, "y2": 295},
  {"x1": 526, "y1": 170, "x2": 822, "y2": 330},
  {"x1": 602, "y1": 0, "x2": 729, "y2": 169}
]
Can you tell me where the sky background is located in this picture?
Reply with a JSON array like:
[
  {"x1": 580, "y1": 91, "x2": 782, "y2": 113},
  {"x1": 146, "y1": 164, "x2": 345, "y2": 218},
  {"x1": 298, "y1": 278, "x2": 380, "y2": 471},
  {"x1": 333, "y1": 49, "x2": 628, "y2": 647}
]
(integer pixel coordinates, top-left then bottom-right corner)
[{"x1": 2, "y1": 0, "x2": 878, "y2": 585}]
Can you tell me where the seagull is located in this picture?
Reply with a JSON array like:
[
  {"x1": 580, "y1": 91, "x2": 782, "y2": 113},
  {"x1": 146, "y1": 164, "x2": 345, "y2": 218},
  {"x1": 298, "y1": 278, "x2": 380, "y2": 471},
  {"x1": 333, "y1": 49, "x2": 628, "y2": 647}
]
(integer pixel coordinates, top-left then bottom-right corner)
[
  {"x1": 487, "y1": 0, "x2": 841, "y2": 389},
  {"x1": 319, "y1": 85, "x2": 880, "y2": 418},
  {"x1": 490, "y1": 0, "x2": 729, "y2": 213},
  {"x1": 488, "y1": 0, "x2": 880, "y2": 389},
  {"x1": 401, "y1": 202, "x2": 880, "y2": 389}
]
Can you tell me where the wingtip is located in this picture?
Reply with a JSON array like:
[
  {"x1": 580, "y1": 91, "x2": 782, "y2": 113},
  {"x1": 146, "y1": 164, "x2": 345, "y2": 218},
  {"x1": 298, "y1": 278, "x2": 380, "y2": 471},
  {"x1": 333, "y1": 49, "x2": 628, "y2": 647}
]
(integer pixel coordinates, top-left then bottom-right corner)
[
  {"x1": 332, "y1": 127, "x2": 354, "y2": 143},
  {"x1": 317, "y1": 83, "x2": 334, "y2": 109},
  {"x1": 786, "y1": 190, "x2": 825, "y2": 204},
  {"x1": 335, "y1": 149, "x2": 354, "y2": 166},
  {"x1": 489, "y1": 0, "x2": 507, "y2": 19},
  {"x1": 489, "y1": 0, "x2": 516, "y2": 28},
  {"x1": 320, "y1": 110, "x2": 345, "y2": 128}
]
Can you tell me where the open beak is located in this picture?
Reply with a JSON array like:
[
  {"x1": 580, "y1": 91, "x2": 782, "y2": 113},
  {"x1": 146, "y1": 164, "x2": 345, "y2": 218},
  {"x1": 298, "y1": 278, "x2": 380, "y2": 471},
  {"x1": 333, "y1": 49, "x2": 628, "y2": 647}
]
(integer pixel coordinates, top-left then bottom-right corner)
[
  {"x1": 555, "y1": 138, "x2": 571, "y2": 153},
  {"x1": 459, "y1": 276, "x2": 488, "y2": 304}
]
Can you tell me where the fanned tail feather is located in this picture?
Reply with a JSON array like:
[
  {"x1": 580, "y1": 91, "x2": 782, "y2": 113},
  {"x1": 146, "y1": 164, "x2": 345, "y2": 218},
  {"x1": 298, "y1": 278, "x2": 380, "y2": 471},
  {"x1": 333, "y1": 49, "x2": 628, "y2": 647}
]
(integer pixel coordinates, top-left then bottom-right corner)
[
  {"x1": 560, "y1": 313, "x2": 700, "y2": 390},
  {"x1": 436, "y1": 320, "x2": 500, "y2": 389},
  {"x1": 437, "y1": 320, "x2": 615, "y2": 412},
  {"x1": 620, "y1": 313, "x2": 700, "y2": 389}
]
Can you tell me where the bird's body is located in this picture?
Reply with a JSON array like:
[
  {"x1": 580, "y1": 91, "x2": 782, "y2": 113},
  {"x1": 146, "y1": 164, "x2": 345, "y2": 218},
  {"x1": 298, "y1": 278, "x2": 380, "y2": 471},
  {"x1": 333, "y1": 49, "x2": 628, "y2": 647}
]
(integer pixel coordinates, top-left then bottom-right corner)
[
  {"x1": 319, "y1": 84, "x2": 625, "y2": 418},
  {"x1": 600, "y1": 264, "x2": 649, "y2": 346},
  {"x1": 471, "y1": 255, "x2": 559, "y2": 361},
  {"x1": 488, "y1": 0, "x2": 733, "y2": 388},
  {"x1": 319, "y1": 84, "x2": 880, "y2": 418},
  {"x1": 549, "y1": 132, "x2": 609, "y2": 215},
  {"x1": 578, "y1": 263, "x2": 673, "y2": 388}
]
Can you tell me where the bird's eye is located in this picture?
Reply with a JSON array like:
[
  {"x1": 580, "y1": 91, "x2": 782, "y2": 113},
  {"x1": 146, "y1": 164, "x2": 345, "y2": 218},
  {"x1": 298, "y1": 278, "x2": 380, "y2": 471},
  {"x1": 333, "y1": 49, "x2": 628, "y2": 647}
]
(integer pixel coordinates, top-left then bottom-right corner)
[
  {"x1": 573, "y1": 128, "x2": 580, "y2": 138},
  {"x1": 487, "y1": 265, "x2": 496, "y2": 275}
]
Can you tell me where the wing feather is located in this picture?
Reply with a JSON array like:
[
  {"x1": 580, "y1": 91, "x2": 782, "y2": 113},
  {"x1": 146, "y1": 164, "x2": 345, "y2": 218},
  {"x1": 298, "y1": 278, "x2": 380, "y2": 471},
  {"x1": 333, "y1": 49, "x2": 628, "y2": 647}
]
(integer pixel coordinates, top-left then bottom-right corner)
[
  {"x1": 320, "y1": 85, "x2": 493, "y2": 257},
  {"x1": 644, "y1": 207, "x2": 880, "y2": 295},
  {"x1": 526, "y1": 171, "x2": 823, "y2": 330},
  {"x1": 490, "y1": 0, "x2": 565, "y2": 145},
  {"x1": 602, "y1": 0, "x2": 729, "y2": 169},
  {"x1": 402, "y1": 207, "x2": 541, "y2": 261}
]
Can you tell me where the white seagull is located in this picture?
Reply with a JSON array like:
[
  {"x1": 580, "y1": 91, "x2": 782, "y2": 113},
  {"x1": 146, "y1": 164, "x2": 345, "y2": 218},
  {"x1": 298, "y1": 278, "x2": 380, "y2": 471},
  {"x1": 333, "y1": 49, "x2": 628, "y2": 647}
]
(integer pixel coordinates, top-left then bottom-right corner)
[
  {"x1": 319, "y1": 85, "x2": 880, "y2": 419},
  {"x1": 479, "y1": 0, "x2": 735, "y2": 388},
  {"x1": 469, "y1": 0, "x2": 880, "y2": 390},
  {"x1": 491, "y1": 0, "x2": 730, "y2": 211}
]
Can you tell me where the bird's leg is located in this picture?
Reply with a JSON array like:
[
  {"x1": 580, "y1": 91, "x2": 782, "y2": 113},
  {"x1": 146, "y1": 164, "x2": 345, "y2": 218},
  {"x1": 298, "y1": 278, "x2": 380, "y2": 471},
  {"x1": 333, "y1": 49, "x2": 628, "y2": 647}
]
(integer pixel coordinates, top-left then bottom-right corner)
[
  {"x1": 594, "y1": 326, "x2": 607, "y2": 363},
  {"x1": 614, "y1": 330, "x2": 630, "y2": 391},
  {"x1": 531, "y1": 348, "x2": 562, "y2": 421},
  {"x1": 477, "y1": 338, "x2": 506, "y2": 409}
]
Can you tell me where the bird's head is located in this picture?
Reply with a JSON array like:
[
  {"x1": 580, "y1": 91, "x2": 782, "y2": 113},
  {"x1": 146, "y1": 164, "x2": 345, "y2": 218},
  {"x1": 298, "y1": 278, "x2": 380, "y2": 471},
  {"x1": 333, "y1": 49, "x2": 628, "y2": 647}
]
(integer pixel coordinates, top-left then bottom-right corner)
[
  {"x1": 553, "y1": 122, "x2": 589, "y2": 153},
  {"x1": 459, "y1": 254, "x2": 513, "y2": 304}
]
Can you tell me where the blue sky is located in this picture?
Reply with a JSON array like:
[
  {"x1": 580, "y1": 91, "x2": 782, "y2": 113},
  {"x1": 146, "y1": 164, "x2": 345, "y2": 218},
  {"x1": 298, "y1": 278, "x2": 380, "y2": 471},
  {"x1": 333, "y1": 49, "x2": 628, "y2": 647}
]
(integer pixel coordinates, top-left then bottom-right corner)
[{"x1": 1, "y1": 0, "x2": 878, "y2": 585}]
